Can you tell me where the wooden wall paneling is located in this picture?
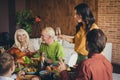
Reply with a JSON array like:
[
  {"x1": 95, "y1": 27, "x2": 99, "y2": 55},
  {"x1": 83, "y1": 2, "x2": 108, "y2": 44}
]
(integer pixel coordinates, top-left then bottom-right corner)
[
  {"x1": 83, "y1": 0, "x2": 98, "y2": 23},
  {"x1": 26, "y1": 0, "x2": 97, "y2": 36},
  {"x1": 8, "y1": 0, "x2": 16, "y2": 39}
]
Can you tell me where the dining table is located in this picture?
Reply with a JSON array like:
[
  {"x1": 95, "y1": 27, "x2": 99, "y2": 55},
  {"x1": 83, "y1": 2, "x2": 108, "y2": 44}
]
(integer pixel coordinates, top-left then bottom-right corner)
[
  {"x1": 15, "y1": 69, "x2": 62, "y2": 80},
  {"x1": 14, "y1": 57, "x2": 61, "y2": 80},
  {"x1": 16, "y1": 67, "x2": 76, "y2": 80},
  {"x1": 13, "y1": 55, "x2": 76, "y2": 80}
]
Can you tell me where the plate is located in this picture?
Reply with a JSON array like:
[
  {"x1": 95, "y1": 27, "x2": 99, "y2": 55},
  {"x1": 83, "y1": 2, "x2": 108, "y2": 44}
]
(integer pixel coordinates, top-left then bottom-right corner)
[
  {"x1": 23, "y1": 68, "x2": 37, "y2": 75},
  {"x1": 39, "y1": 70, "x2": 49, "y2": 76},
  {"x1": 26, "y1": 72, "x2": 36, "y2": 75}
]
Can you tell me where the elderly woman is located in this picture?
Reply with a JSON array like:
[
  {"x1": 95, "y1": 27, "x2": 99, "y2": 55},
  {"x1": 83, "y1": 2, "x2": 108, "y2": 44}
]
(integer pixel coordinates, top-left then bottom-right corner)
[
  {"x1": 8, "y1": 29, "x2": 36, "y2": 64},
  {"x1": 13, "y1": 29, "x2": 35, "y2": 52}
]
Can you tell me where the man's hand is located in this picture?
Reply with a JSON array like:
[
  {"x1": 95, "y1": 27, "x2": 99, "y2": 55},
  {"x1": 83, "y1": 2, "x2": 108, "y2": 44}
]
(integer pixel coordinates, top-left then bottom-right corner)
[
  {"x1": 58, "y1": 59, "x2": 67, "y2": 72},
  {"x1": 16, "y1": 70, "x2": 25, "y2": 80},
  {"x1": 46, "y1": 58, "x2": 53, "y2": 64}
]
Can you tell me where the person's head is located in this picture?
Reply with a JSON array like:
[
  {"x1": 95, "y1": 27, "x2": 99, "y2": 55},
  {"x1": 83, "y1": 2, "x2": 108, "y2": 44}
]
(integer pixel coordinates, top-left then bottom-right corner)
[
  {"x1": 41, "y1": 27, "x2": 55, "y2": 45},
  {"x1": 74, "y1": 3, "x2": 95, "y2": 33},
  {"x1": 14, "y1": 29, "x2": 29, "y2": 48},
  {"x1": 0, "y1": 52, "x2": 15, "y2": 76},
  {"x1": 86, "y1": 29, "x2": 107, "y2": 57}
]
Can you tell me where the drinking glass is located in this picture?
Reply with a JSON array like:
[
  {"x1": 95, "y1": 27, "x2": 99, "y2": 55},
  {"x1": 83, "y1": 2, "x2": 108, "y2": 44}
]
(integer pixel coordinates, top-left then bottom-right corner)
[{"x1": 55, "y1": 27, "x2": 61, "y2": 36}]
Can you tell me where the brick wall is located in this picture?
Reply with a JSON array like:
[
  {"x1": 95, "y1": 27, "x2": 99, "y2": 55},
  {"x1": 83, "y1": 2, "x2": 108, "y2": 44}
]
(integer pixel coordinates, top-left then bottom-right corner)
[{"x1": 98, "y1": 0, "x2": 120, "y2": 64}]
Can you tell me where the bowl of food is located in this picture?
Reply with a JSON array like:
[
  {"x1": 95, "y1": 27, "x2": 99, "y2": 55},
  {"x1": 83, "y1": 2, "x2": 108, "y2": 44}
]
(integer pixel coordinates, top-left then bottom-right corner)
[
  {"x1": 39, "y1": 70, "x2": 54, "y2": 80},
  {"x1": 23, "y1": 67, "x2": 37, "y2": 75},
  {"x1": 39, "y1": 70, "x2": 49, "y2": 75}
]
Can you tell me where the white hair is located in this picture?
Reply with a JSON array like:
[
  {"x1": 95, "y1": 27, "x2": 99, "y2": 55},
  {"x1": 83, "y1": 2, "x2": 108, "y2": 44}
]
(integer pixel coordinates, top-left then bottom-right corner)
[
  {"x1": 14, "y1": 29, "x2": 30, "y2": 49},
  {"x1": 44, "y1": 27, "x2": 55, "y2": 39}
]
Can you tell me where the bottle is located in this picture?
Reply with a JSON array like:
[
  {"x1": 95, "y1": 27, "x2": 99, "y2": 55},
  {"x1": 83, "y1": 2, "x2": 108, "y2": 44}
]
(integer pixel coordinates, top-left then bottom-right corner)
[{"x1": 38, "y1": 52, "x2": 45, "y2": 71}]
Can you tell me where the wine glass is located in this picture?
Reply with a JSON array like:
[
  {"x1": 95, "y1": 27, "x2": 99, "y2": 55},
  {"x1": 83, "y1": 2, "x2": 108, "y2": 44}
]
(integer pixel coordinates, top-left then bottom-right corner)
[
  {"x1": 55, "y1": 27, "x2": 62, "y2": 43},
  {"x1": 55, "y1": 27, "x2": 61, "y2": 36}
]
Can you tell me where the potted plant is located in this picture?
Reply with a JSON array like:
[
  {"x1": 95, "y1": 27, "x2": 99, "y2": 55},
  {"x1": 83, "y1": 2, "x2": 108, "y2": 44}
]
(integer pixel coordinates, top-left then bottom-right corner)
[{"x1": 16, "y1": 10, "x2": 34, "y2": 34}]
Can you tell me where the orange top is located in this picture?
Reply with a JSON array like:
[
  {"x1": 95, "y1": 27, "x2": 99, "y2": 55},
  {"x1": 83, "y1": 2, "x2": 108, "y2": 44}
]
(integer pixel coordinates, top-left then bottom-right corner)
[{"x1": 74, "y1": 23, "x2": 99, "y2": 55}]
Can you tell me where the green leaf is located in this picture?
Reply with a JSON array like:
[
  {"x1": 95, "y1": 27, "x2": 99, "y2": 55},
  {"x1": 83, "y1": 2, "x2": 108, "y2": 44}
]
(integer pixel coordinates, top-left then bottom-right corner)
[
  {"x1": 23, "y1": 56, "x2": 31, "y2": 64},
  {"x1": 33, "y1": 54, "x2": 40, "y2": 58},
  {"x1": 16, "y1": 10, "x2": 34, "y2": 34}
]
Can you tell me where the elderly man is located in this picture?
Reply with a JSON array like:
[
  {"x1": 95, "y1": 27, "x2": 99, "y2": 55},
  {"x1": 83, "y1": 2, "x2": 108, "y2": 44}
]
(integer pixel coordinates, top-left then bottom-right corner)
[{"x1": 39, "y1": 27, "x2": 65, "y2": 64}]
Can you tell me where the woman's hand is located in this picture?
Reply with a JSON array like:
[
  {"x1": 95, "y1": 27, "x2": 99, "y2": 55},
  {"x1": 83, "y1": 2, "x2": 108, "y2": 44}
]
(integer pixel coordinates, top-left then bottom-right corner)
[
  {"x1": 58, "y1": 59, "x2": 67, "y2": 72},
  {"x1": 57, "y1": 34, "x2": 65, "y2": 40},
  {"x1": 58, "y1": 35, "x2": 74, "y2": 43}
]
